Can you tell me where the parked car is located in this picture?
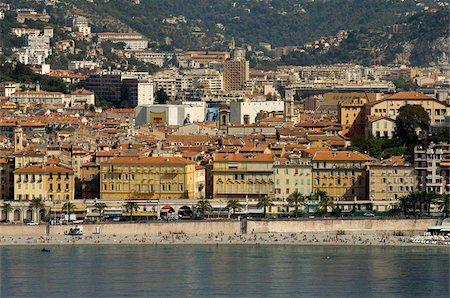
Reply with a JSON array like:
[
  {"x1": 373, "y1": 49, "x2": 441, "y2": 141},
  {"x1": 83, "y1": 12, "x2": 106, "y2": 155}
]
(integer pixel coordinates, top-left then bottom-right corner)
[
  {"x1": 364, "y1": 212, "x2": 375, "y2": 217},
  {"x1": 27, "y1": 222, "x2": 39, "y2": 226}
]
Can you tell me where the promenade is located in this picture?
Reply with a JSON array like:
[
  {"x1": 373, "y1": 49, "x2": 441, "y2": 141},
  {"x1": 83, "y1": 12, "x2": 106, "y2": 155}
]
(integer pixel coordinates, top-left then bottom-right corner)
[{"x1": 0, "y1": 218, "x2": 446, "y2": 247}]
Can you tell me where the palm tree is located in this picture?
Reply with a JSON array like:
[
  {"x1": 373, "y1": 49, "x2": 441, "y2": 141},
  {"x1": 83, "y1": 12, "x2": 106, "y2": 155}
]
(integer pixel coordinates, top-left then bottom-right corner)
[
  {"x1": 407, "y1": 191, "x2": 420, "y2": 217},
  {"x1": 257, "y1": 195, "x2": 274, "y2": 218},
  {"x1": 313, "y1": 190, "x2": 333, "y2": 216},
  {"x1": 125, "y1": 202, "x2": 140, "y2": 221},
  {"x1": 226, "y1": 199, "x2": 242, "y2": 216},
  {"x1": 196, "y1": 198, "x2": 212, "y2": 217},
  {"x1": 94, "y1": 202, "x2": 107, "y2": 221},
  {"x1": 398, "y1": 195, "x2": 411, "y2": 217},
  {"x1": 1, "y1": 203, "x2": 12, "y2": 222},
  {"x1": 422, "y1": 191, "x2": 436, "y2": 216},
  {"x1": 437, "y1": 194, "x2": 450, "y2": 218},
  {"x1": 286, "y1": 190, "x2": 305, "y2": 218},
  {"x1": 29, "y1": 196, "x2": 45, "y2": 223},
  {"x1": 62, "y1": 202, "x2": 75, "y2": 213}
]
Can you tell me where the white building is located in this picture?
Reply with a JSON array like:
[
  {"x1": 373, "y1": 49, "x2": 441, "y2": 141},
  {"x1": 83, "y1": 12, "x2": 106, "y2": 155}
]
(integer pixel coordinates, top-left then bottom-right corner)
[
  {"x1": 13, "y1": 47, "x2": 50, "y2": 66},
  {"x1": 123, "y1": 78, "x2": 154, "y2": 107},
  {"x1": 68, "y1": 60, "x2": 100, "y2": 70},
  {"x1": 97, "y1": 32, "x2": 148, "y2": 50},
  {"x1": 0, "y1": 82, "x2": 17, "y2": 97},
  {"x1": 68, "y1": 89, "x2": 95, "y2": 106},
  {"x1": 10, "y1": 90, "x2": 65, "y2": 105},
  {"x1": 72, "y1": 16, "x2": 91, "y2": 36},
  {"x1": 229, "y1": 100, "x2": 284, "y2": 124},
  {"x1": 135, "y1": 102, "x2": 206, "y2": 126}
]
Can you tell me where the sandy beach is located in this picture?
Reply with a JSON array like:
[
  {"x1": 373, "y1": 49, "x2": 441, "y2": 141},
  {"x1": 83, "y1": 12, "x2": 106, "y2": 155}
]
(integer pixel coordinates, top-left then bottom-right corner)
[{"x1": 0, "y1": 231, "x2": 447, "y2": 247}]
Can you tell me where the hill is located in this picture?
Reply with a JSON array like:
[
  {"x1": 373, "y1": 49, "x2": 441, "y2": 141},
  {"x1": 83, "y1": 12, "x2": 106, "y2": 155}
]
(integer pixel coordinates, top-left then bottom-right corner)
[
  {"x1": 52, "y1": 0, "x2": 445, "y2": 51},
  {"x1": 280, "y1": 9, "x2": 450, "y2": 66}
]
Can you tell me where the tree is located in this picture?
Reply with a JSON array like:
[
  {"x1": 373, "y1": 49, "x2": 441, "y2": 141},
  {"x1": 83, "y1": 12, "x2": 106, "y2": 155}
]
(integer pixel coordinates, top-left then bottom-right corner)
[
  {"x1": 1, "y1": 203, "x2": 12, "y2": 222},
  {"x1": 437, "y1": 194, "x2": 450, "y2": 218},
  {"x1": 125, "y1": 202, "x2": 140, "y2": 221},
  {"x1": 29, "y1": 196, "x2": 45, "y2": 223},
  {"x1": 226, "y1": 199, "x2": 242, "y2": 216},
  {"x1": 421, "y1": 191, "x2": 436, "y2": 216},
  {"x1": 312, "y1": 190, "x2": 333, "y2": 215},
  {"x1": 398, "y1": 195, "x2": 411, "y2": 217},
  {"x1": 155, "y1": 88, "x2": 169, "y2": 104},
  {"x1": 62, "y1": 202, "x2": 76, "y2": 219},
  {"x1": 196, "y1": 198, "x2": 212, "y2": 217},
  {"x1": 395, "y1": 105, "x2": 430, "y2": 144},
  {"x1": 257, "y1": 195, "x2": 274, "y2": 218},
  {"x1": 286, "y1": 190, "x2": 305, "y2": 218},
  {"x1": 94, "y1": 203, "x2": 107, "y2": 221}
]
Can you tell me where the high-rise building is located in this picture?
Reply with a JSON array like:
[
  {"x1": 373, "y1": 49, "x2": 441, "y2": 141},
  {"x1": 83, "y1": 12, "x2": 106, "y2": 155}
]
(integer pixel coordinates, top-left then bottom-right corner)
[{"x1": 223, "y1": 59, "x2": 249, "y2": 92}]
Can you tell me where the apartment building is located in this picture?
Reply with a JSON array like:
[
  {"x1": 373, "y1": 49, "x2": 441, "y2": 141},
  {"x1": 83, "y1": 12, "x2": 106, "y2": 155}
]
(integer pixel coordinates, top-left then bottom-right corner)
[
  {"x1": 0, "y1": 157, "x2": 14, "y2": 201},
  {"x1": 97, "y1": 32, "x2": 148, "y2": 50},
  {"x1": 274, "y1": 157, "x2": 313, "y2": 201},
  {"x1": 212, "y1": 153, "x2": 274, "y2": 201},
  {"x1": 14, "y1": 164, "x2": 75, "y2": 202},
  {"x1": 100, "y1": 156, "x2": 197, "y2": 201},
  {"x1": 369, "y1": 92, "x2": 449, "y2": 127},
  {"x1": 312, "y1": 151, "x2": 374, "y2": 211},
  {"x1": 85, "y1": 72, "x2": 122, "y2": 104},
  {"x1": 223, "y1": 59, "x2": 250, "y2": 92},
  {"x1": 415, "y1": 143, "x2": 450, "y2": 195},
  {"x1": 338, "y1": 95, "x2": 367, "y2": 137},
  {"x1": 368, "y1": 156, "x2": 416, "y2": 212}
]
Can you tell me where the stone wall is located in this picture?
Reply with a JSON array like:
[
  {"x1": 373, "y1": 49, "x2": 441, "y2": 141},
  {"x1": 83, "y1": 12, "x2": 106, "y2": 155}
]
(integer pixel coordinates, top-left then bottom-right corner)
[
  {"x1": 50, "y1": 220, "x2": 241, "y2": 236},
  {"x1": 0, "y1": 219, "x2": 439, "y2": 237},
  {"x1": 246, "y1": 219, "x2": 436, "y2": 235}
]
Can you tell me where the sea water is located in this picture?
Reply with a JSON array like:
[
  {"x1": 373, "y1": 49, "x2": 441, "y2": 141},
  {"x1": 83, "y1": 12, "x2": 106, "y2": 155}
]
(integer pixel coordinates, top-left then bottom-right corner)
[{"x1": 0, "y1": 245, "x2": 448, "y2": 297}]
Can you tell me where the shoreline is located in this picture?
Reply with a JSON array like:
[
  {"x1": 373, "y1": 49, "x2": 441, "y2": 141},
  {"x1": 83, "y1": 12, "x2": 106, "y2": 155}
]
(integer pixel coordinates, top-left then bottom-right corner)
[{"x1": 1, "y1": 232, "x2": 448, "y2": 248}]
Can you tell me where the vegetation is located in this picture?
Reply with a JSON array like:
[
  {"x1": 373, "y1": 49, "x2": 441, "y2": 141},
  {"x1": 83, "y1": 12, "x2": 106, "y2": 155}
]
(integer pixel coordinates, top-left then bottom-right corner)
[
  {"x1": 94, "y1": 203, "x2": 108, "y2": 221},
  {"x1": 398, "y1": 191, "x2": 437, "y2": 217},
  {"x1": 286, "y1": 190, "x2": 305, "y2": 218},
  {"x1": 310, "y1": 190, "x2": 333, "y2": 216},
  {"x1": 281, "y1": 9, "x2": 449, "y2": 66},
  {"x1": 1, "y1": 203, "x2": 12, "y2": 222},
  {"x1": 0, "y1": 59, "x2": 69, "y2": 93},
  {"x1": 437, "y1": 194, "x2": 450, "y2": 218},
  {"x1": 256, "y1": 195, "x2": 274, "y2": 218},
  {"x1": 125, "y1": 202, "x2": 140, "y2": 221},
  {"x1": 226, "y1": 199, "x2": 243, "y2": 216},
  {"x1": 155, "y1": 88, "x2": 169, "y2": 104},
  {"x1": 395, "y1": 105, "x2": 430, "y2": 144},
  {"x1": 29, "y1": 196, "x2": 45, "y2": 223},
  {"x1": 196, "y1": 198, "x2": 212, "y2": 217},
  {"x1": 62, "y1": 202, "x2": 76, "y2": 214}
]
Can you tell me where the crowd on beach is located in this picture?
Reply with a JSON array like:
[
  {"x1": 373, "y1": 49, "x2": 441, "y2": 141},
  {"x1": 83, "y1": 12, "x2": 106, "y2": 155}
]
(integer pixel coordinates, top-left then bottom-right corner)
[{"x1": 0, "y1": 231, "x2": 447, "y2": 247}]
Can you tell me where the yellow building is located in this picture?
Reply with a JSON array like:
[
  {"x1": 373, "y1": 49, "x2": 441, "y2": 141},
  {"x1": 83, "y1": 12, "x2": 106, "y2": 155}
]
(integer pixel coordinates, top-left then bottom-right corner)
[
  {"x1": 368, "y1": 156, "x2": 416, "y2": 212},
  {"x1": 338, "y1": 95, "x2": 367, "y2": 137},
  {"x1": 212, "y1": 153, "x2": 274, "y2": 201},
  {"x1": 312, "y1": 151, "x2": 375, "y2": 211},
  {"x1": 274, "y1": 157, "x2": 312, "y2": 200},
  {"x1": 14, "y1": 164, "x2": 75, "y2": 202},
  {"x1": 368, "y1": 92, "x2": 449, "y2": 126},
  {"x1": 100, "y1": 156, "x2": 196, "y2": 201}
]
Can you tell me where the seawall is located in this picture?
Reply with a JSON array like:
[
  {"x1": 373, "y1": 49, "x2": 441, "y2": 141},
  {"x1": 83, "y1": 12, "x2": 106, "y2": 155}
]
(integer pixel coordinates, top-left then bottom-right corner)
[
  {"x1": 246, "y1": 218, "x2": 437, "y2": 235},
  {"x1": 0, "y1": 219, "x2": 439, "y2": 237}
]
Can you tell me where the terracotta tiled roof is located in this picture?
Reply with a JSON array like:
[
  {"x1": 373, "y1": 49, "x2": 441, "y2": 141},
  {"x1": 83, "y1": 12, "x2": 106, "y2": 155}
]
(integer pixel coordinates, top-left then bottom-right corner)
[
  {"x1": 312, "y1": 151, "x2": 374, "y2": 161},
  {"x1": 386, "y1": 92, "x2": 433, "y2": 100},
  {"x1": 214, "y1": 153, "x2": 274, "y2": 162},
  {"x1": 371, "y1": 156, "x2": 410, "y2": 167},
  {"x1": 104, "y1": 156, "x2": 193, "y2": 165},
  {"x1": 15, "y1": 164, "x2": 74, "y2": 174}
]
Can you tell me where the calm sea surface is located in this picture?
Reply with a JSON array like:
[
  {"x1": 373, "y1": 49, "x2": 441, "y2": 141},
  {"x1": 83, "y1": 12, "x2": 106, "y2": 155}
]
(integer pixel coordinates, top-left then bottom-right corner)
[{"x1": 0, "y1": 245, "x2": 448, "y2": 297}]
